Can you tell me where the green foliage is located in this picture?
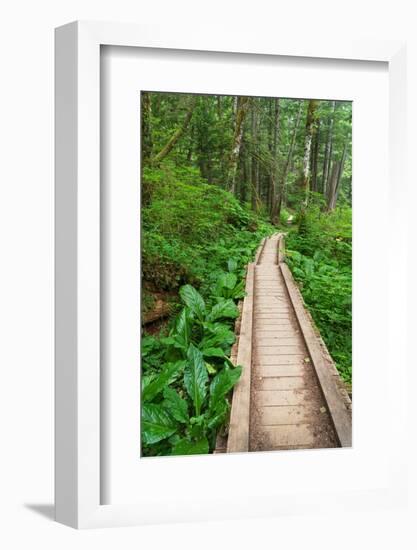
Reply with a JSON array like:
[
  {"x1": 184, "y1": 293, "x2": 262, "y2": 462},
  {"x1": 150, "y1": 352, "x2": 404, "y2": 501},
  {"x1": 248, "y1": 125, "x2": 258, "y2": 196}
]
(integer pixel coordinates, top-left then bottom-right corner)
[
  {"x1": 141, "y1": 164, "x2": 273, "y2": 297},
  {"x1": 184, "y1": 344, "x2": 208, "y2": 416},
  {"x1": 286, "y1": 206, "x2": 352, "y2": 384},
  {"x1": 141, "y1": 280, "x2": 244, "y2": 457},
  {"x1": 141, "y1": 403, "x2": 178, "y2": 445}
]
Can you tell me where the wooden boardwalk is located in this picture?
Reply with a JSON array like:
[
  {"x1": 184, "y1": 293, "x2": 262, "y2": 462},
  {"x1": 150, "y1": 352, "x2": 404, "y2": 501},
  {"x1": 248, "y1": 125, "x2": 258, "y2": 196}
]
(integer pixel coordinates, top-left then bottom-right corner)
[{"x1": 224, "y1": 234, "x2": 351, "y2": 454}]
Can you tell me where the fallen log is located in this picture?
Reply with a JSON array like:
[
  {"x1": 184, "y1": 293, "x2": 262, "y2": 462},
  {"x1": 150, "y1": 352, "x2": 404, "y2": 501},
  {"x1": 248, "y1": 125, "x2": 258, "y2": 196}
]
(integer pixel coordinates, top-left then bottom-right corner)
[{"x1": 142, "y1": 299, "x2": 171, "y2": 325}]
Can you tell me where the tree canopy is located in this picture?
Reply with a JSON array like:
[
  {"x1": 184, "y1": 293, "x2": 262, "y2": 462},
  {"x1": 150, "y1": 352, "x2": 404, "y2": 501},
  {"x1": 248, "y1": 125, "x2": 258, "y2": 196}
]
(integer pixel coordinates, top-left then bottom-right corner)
[{"x1": 141, "y1": 92, "x2": 352, "y2": 216}]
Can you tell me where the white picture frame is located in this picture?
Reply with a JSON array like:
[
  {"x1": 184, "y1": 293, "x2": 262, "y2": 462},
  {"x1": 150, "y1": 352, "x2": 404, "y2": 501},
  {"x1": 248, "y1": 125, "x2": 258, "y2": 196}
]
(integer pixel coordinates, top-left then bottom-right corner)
[{"x1": 55, "y1": 20, "x2": 407, "y2": 529}]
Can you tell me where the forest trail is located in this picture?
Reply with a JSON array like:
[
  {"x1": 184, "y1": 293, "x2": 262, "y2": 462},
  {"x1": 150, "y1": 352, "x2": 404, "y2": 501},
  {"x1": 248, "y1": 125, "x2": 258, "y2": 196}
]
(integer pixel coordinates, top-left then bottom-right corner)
[{"x1": 225, "y1": 234, "x2": 351, "y2": 453}]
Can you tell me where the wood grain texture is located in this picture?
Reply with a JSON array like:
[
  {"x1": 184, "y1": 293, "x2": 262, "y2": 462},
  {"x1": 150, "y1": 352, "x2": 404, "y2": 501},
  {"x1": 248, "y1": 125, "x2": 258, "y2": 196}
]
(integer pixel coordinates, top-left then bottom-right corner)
[{"x1": 226, "y1": 262, "x2": 255, "y2": 453}]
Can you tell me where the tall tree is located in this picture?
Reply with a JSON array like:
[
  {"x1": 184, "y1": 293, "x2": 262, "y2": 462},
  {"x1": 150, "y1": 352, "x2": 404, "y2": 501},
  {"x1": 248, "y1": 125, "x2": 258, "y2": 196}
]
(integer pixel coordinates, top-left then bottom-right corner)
[
  {"x1": 152, "y1": 96, "x2": 196, "y2": 165},
  {"x1": 141, "y1": 92, "x2": 153, "y2": 164},
  {"x1": 310, "y1": 119, "x2": 320, "y2": 193},
  {"x1": 250, "y1": 98, "x2": 259, "y2": 210},
  {"x1": 227, "y1": 96, "x2": 251, "y2": 193},
  {"x1": 301, "y1": 99, "x2": 319, "y2": 202},
  {"x1": 276, "y1": 100, "x2": 303, "y2": 217},
  {"x1": 322, "y1": 100, "x2": 336, "y2": 195},
  {"x1": 327, "y1": 142, "x2": 347, "y2": 211},
  {"x1": 269, "y1": 98, "x2": 280, "y2": 224}
]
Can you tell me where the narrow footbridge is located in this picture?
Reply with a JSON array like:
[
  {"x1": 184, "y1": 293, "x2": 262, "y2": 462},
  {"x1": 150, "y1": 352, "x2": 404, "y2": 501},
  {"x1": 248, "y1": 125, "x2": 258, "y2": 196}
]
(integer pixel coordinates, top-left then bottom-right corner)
[{"x1": 219, "y1": 234, "x2": 351, "y2": 453}]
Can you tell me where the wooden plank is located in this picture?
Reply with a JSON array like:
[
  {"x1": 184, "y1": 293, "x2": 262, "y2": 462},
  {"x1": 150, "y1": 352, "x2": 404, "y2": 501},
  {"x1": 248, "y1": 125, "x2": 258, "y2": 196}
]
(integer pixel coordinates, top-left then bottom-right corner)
[
  {"x1": 255, "y1": 330, "x2": 299, "y2": 335},
  {"x1": 254, "y1": 340, "x2": 300, "y2": 349},
  {"x1": 255, "y1": 327, "x2": 299, "y2": 333},
  {"x1": 254, "y1": 309, "x2": 290, "y2": 313},
  {"x1": 255, "y1": 339, "x2": 301, "y2": 345},
  {"x1": 255, "y1": 389, "x2": 310, "y2": 406},
  {"x1": 258, "y1": 405, "x2": 311, "y2": 425},
  {"x1": 254, "y1": 304, "x2": 287, "y2": 307},
  {"x1": 257, "y1": 424, "x2": 315, "y2": 447},
  {"x1": 256, "y1": 293, "x2": 287, "y2": 297},
  {"x1": 256, "y1": 284, "x2": 285, "y2": 288},
  {"x1": 255, "y1": 320, "x2": 295, "y2": 327},
  {"x1": 255, "y1": 334, "x2": 299, "y2": 342},
  {"x1": 254, "y1": 314, "x2": 291, "y2": 320},
  {"x1": 255, "y1": 286, "x2": 285, "y2": 291},
  {"x1": 253, "y1": 345, "x2": 305, "y2": 355},
  {"x1": 255, "y1": 288, "x2": 285, "y2": 295},
  {"x1": 257, "y1": 376, "x2": 307, "y2": 390},
  {"x1": 226, "y1": 263, "x2": 255, "y2": 453},
  {"x1": 257, "y1": 364, "x2": 305, "y2": 377},
  {"x1": 254, "y1": 355, "x2": 307, "y2": 365},
  {"x1": 255, "y1": 296, "x2": 286, "y2": 300},
  {"x1": 255, "y1": 295, "x2": 286, "y2": 300},
  {"x1": 255, "y1": 341, "x2": 303, "y2": 348},
  {"x1": 254, "y1": 311, "x2": 290, "y2": 316},
  {"x1": 280, "y1": 263, "x2": 352, "y2": 447}
]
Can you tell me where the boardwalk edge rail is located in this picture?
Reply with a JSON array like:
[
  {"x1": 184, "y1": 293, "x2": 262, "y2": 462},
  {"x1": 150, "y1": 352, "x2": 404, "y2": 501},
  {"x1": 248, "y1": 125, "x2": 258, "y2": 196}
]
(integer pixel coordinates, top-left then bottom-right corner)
[{"x1": 226, "y1": 261, "x2": 255, "y2": 452}]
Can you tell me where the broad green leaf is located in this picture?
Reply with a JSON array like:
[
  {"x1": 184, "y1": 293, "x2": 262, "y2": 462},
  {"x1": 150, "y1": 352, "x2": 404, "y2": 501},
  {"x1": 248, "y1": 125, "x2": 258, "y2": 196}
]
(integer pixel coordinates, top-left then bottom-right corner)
[
  {"x1": 160, "y1": 336, "x2": 176, "y2": 346},
  {"x1": 214, "y1": 272, "x2": 238, "y2": 298},
  {"x1": 142, "y1": 361, "x2": 186, "y2": 403},
  {"x1": 141, "y1": 335, "x2": 159, "y2": 355},
  {"x1": 201, "y1": 347, "x2": 226, "y2": 358},
  {"x1": 223, "y1": 272, "x2": 237, "y2": 290},
  {"x1": 162, "y1": 387, "x2": 189, "y2": 423},
  {"x1": 201, "y1": 323, "x2": 235, "y2": 350},
  {"x1": 184, "y1": 344, "x2": 208, "y2": 416},
  {"x1": 172, "y1": 307, "x2": 192, "y2": 350},
  {"x1": 232, "y1": 279, "x2": 245, "y2": 298},
  {"x1": 179, "y1": 285, "x2": 206, "y2": 320},
  {"x1": 141, "y1": 403, "x2": 177, "y2": 445},
  {"x1": 171, "y1": 437, "x2": 209, "y2": 456},
  {"x1": 141, "y1": 374, "x2": 156, "y2": 392},
  {"x1": 206, "y1": 400, "x2": 229, "y2": 430},
  {"x1": 227, "y1": 258, "x2": 237, "y2": 272},
  {"x1": 206, "y1": 299, "x2": 238, "y2": 322},
  {"x1": 209, "y1": 365, "x2": 242, "y2": 408}
]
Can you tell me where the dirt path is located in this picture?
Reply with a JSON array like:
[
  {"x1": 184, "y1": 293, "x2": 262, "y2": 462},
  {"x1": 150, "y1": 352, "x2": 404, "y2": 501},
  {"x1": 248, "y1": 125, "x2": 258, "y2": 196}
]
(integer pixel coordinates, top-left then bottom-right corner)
[{"x1": 249, "y1": 234, "x2": 338, "y2": 451}]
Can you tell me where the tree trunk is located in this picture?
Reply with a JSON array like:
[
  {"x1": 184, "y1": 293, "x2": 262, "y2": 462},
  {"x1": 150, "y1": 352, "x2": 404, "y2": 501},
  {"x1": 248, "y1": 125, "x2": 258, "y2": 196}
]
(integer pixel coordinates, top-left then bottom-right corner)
[
  {"x1": 322, "y1": 100, "x2": 336, "y2": 195},
  {"x1": 141, "y1": 92, "x2": 153, "y2": 164},
  {"x1": 240, "y1": 142, "x2": 249, "y2": 203},
  {"x1": 276, "y1": 100, "x2": 303, "y2": 219},
  {"x1": 311, "y1": 119, "x2": 320, "y2": 193},
  {"x1": 250, "y1": 98, "x2": 259, "y2": 209},
  {"x1": 143, "y1": 299, "x2": 171, "y2": 325},
  {"x1": 326, "y1": 142, "x2": 347, "y2": 211},
  {"x1": 152, "y1": 96, "x2": 196, "y2": 165},
  {"x1": 227, "y1": 96, "x2": 251, "y2": 193},
  {"x1": 301, "y1": 99, "x2": 319, "y2": 202},
  {"x1": 269, "y1": 98, "x2": 280, "y2": 224}
]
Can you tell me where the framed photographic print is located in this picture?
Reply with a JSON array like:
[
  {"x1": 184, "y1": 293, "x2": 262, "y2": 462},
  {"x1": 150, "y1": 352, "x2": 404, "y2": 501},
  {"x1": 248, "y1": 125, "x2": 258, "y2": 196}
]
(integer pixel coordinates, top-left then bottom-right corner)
[{"x1": 55, "y1": 21, "x2": 407, "y2": 528}]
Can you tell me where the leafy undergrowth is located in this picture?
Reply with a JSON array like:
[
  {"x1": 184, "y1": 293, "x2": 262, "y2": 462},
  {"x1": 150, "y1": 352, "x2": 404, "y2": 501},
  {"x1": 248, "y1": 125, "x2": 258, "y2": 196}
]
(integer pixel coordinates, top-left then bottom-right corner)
[
  {"x1": 142, "y1": 163, "x2": 274, "y2": 297},
  {"x1": 142, "y1": 280, "x2": 243, "y2": 456},
  {"x1": 141, "y1": 163, "x2": 275, "y2": 456},
  {"x1": 285, "y1": 206, "x2": 352, "y2": 385}
]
